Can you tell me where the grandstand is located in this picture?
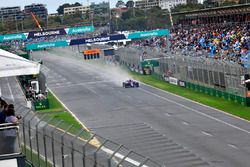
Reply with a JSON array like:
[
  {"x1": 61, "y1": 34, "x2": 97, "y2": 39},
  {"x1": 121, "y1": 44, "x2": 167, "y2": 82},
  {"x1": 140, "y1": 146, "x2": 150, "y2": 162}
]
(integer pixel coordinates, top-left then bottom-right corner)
[{"x1": 172, "y1": 4, "x2": 250, "y2": 26}]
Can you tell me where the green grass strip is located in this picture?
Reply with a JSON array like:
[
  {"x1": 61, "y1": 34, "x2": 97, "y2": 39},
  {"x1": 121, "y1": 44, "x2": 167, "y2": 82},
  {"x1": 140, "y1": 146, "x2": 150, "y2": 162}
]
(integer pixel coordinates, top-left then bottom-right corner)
[
  {"x1": 36, "y1": 91, "x2": 91, "y2": 139},
  {"x1": 22, "y1": 146, "x2": 52, "y2": 167},
  {"x1": 130, "y1": 72, "x2": 250, "y2": 121}
]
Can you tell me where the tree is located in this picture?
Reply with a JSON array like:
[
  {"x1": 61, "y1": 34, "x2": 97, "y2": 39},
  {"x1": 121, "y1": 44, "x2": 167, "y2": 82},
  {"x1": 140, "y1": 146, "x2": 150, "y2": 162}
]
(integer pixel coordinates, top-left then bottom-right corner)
[
  {"x1": 116, "y1": 0, "x2": 126, "y2": 8},
  {"x1": 171, "y1": 3, "x2": 204, "y2": 12},
  {"x1": 220, "y1": 1, "x2": 237, "y2": 6},
  {"x1": 126, "y1": 0, "x2": 135, "y2": 8}
]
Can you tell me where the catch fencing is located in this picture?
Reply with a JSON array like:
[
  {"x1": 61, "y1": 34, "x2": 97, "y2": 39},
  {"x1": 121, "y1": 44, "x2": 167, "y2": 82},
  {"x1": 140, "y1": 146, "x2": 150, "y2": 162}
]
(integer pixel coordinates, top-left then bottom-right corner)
[
  {"x1": 14, "y1": 102, "x2": 162, "y2": 167},
  {"x1": 115, "y1": 46, "x2": 248, "y2": 105},
  {"x1": 117, "y1": 46, "x2": 164, "y2": 71}
]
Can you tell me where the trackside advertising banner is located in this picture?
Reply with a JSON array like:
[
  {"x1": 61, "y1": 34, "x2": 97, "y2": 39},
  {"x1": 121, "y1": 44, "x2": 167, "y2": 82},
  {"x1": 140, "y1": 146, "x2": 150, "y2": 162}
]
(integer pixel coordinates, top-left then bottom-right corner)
[
  {"x1": 0, "y1": 33, "x2": 28, "y2": 42},
  {"x1": 0, "y1": 25, "x2": 94, "y2": 42},
  {"x1": 26, "y1": 40, "x2": 70, "y2": 50},
  {"x1": 28, "y1": 25, "x2": 94, "y2": 38},
  {"x1": 128, "y1": 29, "x2": 169, "y2": 39},
  {"x1": 66, "y1": 25, "x2": 94, "y2": 35},
  {"x1": 70, "y1": 34, "x2": 126, "y2": 45},
  {"x1": 28, "y1": 29, "x2": 67, "y2": 38}
]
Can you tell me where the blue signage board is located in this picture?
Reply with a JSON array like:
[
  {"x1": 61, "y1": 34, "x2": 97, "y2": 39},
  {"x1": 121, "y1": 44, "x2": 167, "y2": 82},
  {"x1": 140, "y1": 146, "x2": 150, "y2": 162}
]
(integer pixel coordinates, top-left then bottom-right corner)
[
  {"x1": 70, "y1": 34, "x2": 126, "y2": 45},
  {"x1": 26, "y1": 40, "x2": 70, "y2": 50},
  {"x1": 28, "y1": 29, "x2": 67, "y2": 38},
  {"x1": 0, "y1": 33, "x2": 28, "y2": 42},
  {"x1": 128, "y1": 29, "x2": 169, "y2": 39}
]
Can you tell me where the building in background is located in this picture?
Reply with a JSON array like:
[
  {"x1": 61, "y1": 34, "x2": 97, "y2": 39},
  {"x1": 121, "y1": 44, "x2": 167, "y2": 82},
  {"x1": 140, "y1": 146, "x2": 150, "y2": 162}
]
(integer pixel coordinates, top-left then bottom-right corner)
[
  {"x1": 0, "y1": 6, "x2": 24, "y2": 21},
  {"x1": 64, "y1": 5, "x2": 90, "y2": 15},
  {"x1": 90, "y1": 2, "x2": 109, "y2": 17},
  {"x1": 159, "y1": 0, "x2": 187, "y2": 10},
  {"x1": 135, "y1": 0, "x2": 160, "y2": 9},
  {"x1": 24, "y1": 4, "x2": 48, "y2": 20}
]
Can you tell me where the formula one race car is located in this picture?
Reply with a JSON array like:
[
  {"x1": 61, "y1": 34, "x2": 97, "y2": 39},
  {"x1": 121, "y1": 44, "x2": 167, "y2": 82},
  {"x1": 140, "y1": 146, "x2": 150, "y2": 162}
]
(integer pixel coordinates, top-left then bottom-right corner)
[{"x1": 122, "y1": 79, "x2": 139, "y2": 88}]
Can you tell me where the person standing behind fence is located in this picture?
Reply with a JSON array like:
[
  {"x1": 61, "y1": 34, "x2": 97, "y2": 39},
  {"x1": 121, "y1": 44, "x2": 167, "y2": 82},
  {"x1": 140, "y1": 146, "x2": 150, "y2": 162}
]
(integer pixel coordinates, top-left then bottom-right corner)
[
  {"x1": 4, "y1": 107, "x2": 19, "y2": 154},
  {"x1": 0, "y1": 104, "x2": 8, "y2": 124}
]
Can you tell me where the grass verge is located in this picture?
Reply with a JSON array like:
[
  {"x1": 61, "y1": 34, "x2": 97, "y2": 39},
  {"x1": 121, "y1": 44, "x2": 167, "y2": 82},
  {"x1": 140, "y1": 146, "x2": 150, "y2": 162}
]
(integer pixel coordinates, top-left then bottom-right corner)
[
  {"x1": 36, "y1": 91, "x2": 91, "y2": 139},
  {"x1": 22, "y1": 146, "x2": 52, "y2": 167},
  {"x1": 130, "y1": 71, "x2": 250, "y2": 121}
]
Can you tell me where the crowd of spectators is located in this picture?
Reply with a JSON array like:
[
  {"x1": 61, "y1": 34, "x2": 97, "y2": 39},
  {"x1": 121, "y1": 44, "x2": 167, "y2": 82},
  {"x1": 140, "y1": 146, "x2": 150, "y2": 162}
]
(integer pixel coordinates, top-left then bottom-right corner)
[
  {"x1": 169, "y1": 24, "x2": 250, "y2": 68},
  {"x1": 131, "y1": 36, "x2": 167, "y2": 49},
  {"x1": 0, "y1": 98, "x2": 20, "y2": 125}
]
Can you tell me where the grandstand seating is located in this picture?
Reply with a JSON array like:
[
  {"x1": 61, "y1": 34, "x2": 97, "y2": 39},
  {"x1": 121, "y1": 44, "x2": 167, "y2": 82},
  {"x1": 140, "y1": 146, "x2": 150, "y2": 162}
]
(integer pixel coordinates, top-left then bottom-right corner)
[{"x1": 169, "y1": 23, "x2": 250, "y2": 68}]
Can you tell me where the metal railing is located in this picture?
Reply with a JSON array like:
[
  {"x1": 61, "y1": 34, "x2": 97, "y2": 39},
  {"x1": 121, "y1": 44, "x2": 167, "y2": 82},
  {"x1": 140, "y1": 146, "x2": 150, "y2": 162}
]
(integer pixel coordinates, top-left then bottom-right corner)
[
  {"x1": 14, "y1": 103, "x2": 162, "y2": 167},
  {"x1": 0, "y1": 123, "x2": 21, "y2": 157}
]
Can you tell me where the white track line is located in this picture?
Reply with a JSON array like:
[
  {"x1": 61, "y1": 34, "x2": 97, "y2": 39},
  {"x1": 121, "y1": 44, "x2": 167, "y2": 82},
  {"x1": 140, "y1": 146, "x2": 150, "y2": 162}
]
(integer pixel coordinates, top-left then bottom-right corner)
[
  {"x1": 201, "y1": 131, "x2": 213, "y2": 137},
  {"x1": 49, "y1": 88, "x2": 149, "y2": 166},
  {"x1": 228, "y1": 144, "x2": 239, "y2": 149},
  {"x1": 182, "y1": 121, "x2": 190, "y2": 126},
  {"x1": 102, "y1": 147, "x2": 149, "y2": 167},
  {"x1": 140, "y1": 88, "x2": 250, "y2": 135},
  {"x1": 141, "y1": 83, "x2": 250, "y2": 123}
]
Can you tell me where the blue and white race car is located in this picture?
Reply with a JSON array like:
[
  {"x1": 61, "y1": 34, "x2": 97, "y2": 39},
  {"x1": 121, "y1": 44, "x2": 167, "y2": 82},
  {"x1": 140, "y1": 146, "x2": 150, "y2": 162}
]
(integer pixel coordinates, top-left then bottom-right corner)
[{"x1": 122, "y1": 79, "x2": 139, "y2": 88}]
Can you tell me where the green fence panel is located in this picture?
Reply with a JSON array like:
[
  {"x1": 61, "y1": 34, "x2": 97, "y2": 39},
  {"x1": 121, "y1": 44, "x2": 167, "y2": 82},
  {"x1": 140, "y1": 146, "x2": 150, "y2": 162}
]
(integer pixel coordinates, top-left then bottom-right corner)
[
  {"x1": 212, "y1": 89, "x2": 216, "y2": 96},
  {"x1": 246, "y1": 97, "x2": 250, "y2": 107},
  {"x1": 229, "y1": 94, "x2": 236, "y2": 102},
  {"x1": 223, "y1": 92, "x2": 229, "y2": 100},
  {"x1": 236, "y1": 96, "x2": 246, "y2": 106},
  {"x1": 242, "y1": 98, "x2": 247, "y2": 106},
  {"x1": 196, "y1": 85, "x2": 200, "y2": 92},
  {"x1": 201, "y1": 86, "x2": 205, "y2": 93},
  {"x1": 217, "y1": 90, "x2": 222, "y2": 98},
  {"x1": 206, "y1": 87, "x2": 210, "y2": 95},
  {"x1": 191, "y1": 83, "x2": 196, "y2": 91}
]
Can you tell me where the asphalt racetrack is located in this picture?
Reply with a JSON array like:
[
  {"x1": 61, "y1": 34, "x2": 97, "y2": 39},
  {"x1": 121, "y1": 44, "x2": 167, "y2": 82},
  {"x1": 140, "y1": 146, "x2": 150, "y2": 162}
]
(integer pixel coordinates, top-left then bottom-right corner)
[{"x1": 31, "y1": 47, "x2": 250, "y2": 167}]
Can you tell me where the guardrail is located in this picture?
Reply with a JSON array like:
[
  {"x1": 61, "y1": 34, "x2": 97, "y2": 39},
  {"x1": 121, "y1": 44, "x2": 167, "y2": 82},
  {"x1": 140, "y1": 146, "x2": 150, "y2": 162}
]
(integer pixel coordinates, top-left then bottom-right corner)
[{"x1": 0, "y1": 123, "x2": 21, "y2": 157}]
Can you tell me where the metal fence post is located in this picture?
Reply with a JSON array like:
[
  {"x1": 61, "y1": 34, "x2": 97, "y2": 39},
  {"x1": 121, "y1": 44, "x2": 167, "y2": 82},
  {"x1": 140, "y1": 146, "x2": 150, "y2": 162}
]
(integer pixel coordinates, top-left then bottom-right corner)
[
  {"x1": 43, "y1": 117, "x2": 55, "y2": 167},
  {"x1": 138, "y1": 157, "x2": 149, "y2": 167},
  {"x1": 28, "y1": 113, "x2": 38, "y2": 164},
  {"x1": 61, "y1": 125, "x2": 74, "y2": 167},
  {"x1": 22, "y1": 109, "x2": 32, "y2": 156},
  {"x1": 116, "y1": 150, "x2": 133, "y2": 167},
  {"x1": 71, "y1": 129, "x2": 84, "y2": 167},
  {"x1": 35, "y1": 114, "x2": 47, "y2": 167},
  {"x1": 82, "y1": 133, "x2": 96, "y2": 167},
  {"x1": 108, "y1": 145, "x2": 123, "y2": 167},
  {"x1": 94, "y1": 139, "x2": 109, "y2": 167},
  {"x1": 51, "y1": 120, "x2": 64, "y2": 167}
]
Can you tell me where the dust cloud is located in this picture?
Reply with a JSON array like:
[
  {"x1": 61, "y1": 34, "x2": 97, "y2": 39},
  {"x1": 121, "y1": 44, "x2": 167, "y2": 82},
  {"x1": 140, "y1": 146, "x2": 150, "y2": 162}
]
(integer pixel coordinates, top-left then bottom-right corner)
[{"x1": 90, "y1": 61, "x2": 132, "y2": 86}]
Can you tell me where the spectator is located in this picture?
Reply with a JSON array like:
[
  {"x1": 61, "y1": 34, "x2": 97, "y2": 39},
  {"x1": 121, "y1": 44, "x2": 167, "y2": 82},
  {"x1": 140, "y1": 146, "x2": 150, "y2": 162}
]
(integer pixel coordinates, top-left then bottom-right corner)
[
  {"x1": 0, "y1": 98, "x2": 7, "y2": 112},
  {"x1": 0, "y1": 104, "x2": 8, "y2": 124},
  {"x1": 3, "y1": 107, "x2": 19, "y2": 154}
]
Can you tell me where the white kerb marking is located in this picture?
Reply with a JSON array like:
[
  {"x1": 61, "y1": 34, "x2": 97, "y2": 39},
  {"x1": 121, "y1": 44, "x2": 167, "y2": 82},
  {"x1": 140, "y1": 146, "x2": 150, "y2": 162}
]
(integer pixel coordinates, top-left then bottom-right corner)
[
  {"x1": 165, "y1": 113, "x2": 171, "y2": 117},
  {"x1": 201, "y1": 131, "x2": 213, "y2": 137},
  {"x1": 182, "y1": 121, "x2": 189, "y2": 126},
  {"x1": 140, "y1": 88, "x2": 250, "y2": 135},
  {"x1": 228, "y1": 144, "x2": 239, "y2": 149}
]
